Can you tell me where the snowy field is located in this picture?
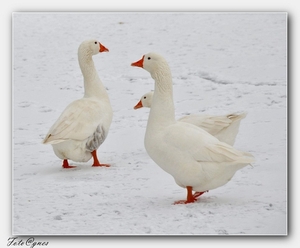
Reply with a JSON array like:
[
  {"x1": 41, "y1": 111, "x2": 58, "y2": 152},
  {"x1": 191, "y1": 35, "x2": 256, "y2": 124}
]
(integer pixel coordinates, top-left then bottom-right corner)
[{"x1": 12, "y1": 12, "x2": 287, "y2": 236}]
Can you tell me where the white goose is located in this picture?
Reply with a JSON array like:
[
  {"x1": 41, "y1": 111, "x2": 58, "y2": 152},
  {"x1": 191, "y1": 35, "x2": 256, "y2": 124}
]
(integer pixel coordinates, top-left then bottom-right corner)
[
  {"x1": 131, "y1": 53, "x2": 254, "y2": 204},
  {"x1": 43, "y1": 39, "x2": 113, "y2": 169},
  {"x1": 134, "y1": 91, "x2": 247, "y2": 146}
]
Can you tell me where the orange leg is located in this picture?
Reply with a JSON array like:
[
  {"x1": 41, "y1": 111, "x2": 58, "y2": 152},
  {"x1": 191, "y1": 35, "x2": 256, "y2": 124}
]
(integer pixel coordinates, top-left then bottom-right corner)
[
  {"x1": 193, "y1": 191, "x2": 208, "y2": 199},
  {"x1": 91, "y1": 150, "x2": 110, "y2": 167},
  {"x1": 62, "y1": 159, "x2": 76, "y2": 169},
  {"x1": 174, "y1": 187, "x2": 208, "y2": 204}
]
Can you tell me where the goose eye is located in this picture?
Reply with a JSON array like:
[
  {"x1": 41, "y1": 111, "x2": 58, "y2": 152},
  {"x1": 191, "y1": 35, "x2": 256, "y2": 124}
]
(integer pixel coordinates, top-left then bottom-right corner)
[
  {"x1": 94, "y1": 41, "x2": 97, "y2": 44},
  {"x1": 147, "y1": 57, "x2": 151, "y2": 60},
  {"x1": 143, "y1": 96, "x2": 147, "y2": 99}
]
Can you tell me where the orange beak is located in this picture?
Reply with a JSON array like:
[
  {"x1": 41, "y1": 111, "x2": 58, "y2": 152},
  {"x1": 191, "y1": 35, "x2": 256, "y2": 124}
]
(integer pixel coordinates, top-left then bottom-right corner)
[
  {"x1": 133, "y1": 100, "x2": 143, "y2": 109},
  {"x1": 131, "y1": 55, "x2": 144, "y2": 68},
  {"x1": 99, "y1": 43, "x2": 109, "y2": 53}
]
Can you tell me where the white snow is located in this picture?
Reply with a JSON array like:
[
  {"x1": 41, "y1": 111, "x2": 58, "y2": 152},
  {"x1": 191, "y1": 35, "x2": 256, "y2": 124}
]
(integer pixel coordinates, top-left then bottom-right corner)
[{"x1": 12, "y1": 12, "x2": 287, "y2": 237}]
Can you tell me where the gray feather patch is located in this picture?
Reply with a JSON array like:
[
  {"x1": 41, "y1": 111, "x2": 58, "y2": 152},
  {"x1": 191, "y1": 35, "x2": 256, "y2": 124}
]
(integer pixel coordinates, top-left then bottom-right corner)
[{"x1": 86, "y1": 125, "x2": 107, "y2": 152}]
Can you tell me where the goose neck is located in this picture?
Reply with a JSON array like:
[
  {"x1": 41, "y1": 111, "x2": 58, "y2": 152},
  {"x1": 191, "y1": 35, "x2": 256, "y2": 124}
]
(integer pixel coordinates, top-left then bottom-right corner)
[
  {"x1": 79, "y1": 53, "x2": 98, "y2": 82},
  {"x1": 147, "y1": 70, "x2": 176, "y2": 126},
  {"x1": 151, "y1": 66, "x2": 173, "y2": 93},
  {"x1": 78, "y1": 52, "x2": 107, "y2": 99}
]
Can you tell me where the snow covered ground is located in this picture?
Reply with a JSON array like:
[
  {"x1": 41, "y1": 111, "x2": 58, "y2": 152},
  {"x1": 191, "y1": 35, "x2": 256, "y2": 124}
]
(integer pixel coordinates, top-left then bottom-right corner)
[{"x1": 12, "y1": 12, "x2": 287, "y2": 236}]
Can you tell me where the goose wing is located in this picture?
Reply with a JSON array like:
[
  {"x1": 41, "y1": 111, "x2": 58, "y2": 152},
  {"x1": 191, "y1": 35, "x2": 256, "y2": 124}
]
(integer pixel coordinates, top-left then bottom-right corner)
[
  {"x1": 43, "y1": 99, "x2": 103, "y2": 144},
  {"x1": 163, "y1": 122, "x2": 254, "y2": 164}
]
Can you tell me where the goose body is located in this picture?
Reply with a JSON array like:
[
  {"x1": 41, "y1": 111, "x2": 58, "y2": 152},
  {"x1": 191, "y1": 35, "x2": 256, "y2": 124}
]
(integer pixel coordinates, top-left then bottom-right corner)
[
  {"x1": 134, "y1": 91, "x2": 247, "y2": 146},
  {"x1": 43, "y1": 39, "x2": 113, "y2": 168},
  {"x1": 131, "y1": 53, "x2": 254, "y2": 204}
]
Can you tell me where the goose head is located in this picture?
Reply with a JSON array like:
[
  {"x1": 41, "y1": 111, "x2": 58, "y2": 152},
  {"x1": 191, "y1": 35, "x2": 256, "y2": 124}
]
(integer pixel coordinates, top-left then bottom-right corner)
[
  {"x1": 133, "y1": 91, "x2": 154, "y2": 109},
  {"x1": 78, "y1": 39, "x2": 109, "y2": 56},
  {"x1": 131, "y1": 52, "x2": 169, "y2": 79}
]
